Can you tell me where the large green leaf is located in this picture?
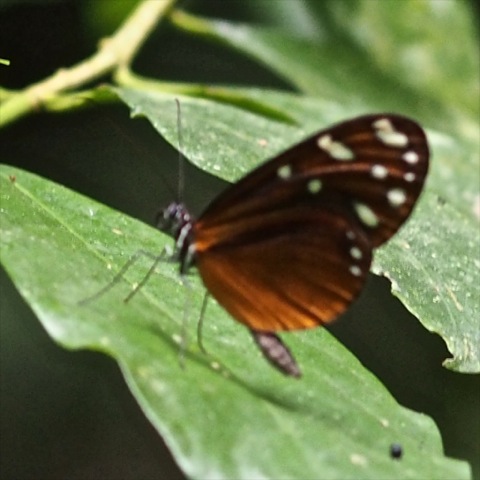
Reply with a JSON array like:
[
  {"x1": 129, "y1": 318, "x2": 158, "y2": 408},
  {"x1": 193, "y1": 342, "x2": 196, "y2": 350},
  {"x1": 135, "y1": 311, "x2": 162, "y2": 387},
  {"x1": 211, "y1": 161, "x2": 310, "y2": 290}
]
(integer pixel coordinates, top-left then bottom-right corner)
[
  {"x1": 114, "y1": 86, "x2": 480, "y2": 373},
  {"x1": 0, "y1": 165, "x2": 470, "y2": 479}
]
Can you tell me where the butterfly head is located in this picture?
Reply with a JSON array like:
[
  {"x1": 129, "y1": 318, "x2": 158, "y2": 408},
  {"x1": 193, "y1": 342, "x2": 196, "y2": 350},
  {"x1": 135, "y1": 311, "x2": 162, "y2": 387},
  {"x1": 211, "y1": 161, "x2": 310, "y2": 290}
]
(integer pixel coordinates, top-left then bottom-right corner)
[
  {"x1": 157, "y1": 202, "x2": 191, "y2": 235},
  {"x1": 157, "y1": 202, "x2": 196, "y2": 273}
]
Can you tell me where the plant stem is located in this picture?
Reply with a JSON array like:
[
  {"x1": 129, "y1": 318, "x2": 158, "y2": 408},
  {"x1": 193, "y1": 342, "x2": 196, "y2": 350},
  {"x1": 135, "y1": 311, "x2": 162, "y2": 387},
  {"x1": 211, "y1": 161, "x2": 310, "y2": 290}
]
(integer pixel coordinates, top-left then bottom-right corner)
[{"x1": 0, "y1": 0, "x2": 176, "y2": 128}]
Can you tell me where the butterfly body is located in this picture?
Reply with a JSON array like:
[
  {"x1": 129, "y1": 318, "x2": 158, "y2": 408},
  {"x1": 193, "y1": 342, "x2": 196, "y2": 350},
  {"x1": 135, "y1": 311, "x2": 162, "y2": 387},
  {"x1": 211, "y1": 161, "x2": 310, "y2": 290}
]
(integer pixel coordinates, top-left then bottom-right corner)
[{"x1": 161, "y1": 114, "x2": 429, "y2": 377}]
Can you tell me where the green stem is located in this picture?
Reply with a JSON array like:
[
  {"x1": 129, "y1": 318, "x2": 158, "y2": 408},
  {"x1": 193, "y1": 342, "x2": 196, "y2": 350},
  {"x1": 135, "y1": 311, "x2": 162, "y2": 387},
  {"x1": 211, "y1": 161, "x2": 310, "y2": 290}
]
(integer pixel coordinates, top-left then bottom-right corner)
[{"x1": 0, "y1": 0, "x2": 177, "y2": 128}]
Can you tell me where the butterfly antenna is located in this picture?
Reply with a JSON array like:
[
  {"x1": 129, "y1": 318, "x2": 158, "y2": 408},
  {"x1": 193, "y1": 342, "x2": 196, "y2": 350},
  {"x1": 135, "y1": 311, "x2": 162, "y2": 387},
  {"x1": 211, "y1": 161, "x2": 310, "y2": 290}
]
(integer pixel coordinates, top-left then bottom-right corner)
[
  {"x1": 79, "y1": 94, "x2": 176, "y2": 200},
  {"x1": 175, "y1": 98, "x2": 185, "y2": 203}
]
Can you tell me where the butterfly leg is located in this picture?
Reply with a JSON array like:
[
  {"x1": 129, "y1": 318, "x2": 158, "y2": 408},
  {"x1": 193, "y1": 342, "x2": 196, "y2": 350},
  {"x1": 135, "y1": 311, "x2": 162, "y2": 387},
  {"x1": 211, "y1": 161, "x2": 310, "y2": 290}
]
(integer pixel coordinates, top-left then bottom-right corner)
[
  {"x1": 176, "y1": 272, "x2": 194, "y2": 370},
  {"x1": 177, "y1": 289, "x2": 209, "y2": 369},
  {"x1": 196, "y1": 292, "x2": 210, "y2": 355},
  {"x1": 176, "y1": 285, "x2": 211, "y2": 370},
  {"x1": 78, "y1": 246, "x2": 172, "y2": 306},
  {"x1": 123, "y1": 246, "x2": 172, "y2": 303},
  {"x1": 251, "y1": 331, "x2": 301, "y2": 378}
]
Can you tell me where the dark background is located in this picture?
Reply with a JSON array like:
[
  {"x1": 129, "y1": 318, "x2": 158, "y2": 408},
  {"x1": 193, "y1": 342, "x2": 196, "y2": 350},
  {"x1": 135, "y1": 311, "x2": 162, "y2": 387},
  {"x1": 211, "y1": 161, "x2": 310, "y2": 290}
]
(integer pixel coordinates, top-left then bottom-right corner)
[{"x1": 1, "y1": 1, "x2": 479, "y2": 479}]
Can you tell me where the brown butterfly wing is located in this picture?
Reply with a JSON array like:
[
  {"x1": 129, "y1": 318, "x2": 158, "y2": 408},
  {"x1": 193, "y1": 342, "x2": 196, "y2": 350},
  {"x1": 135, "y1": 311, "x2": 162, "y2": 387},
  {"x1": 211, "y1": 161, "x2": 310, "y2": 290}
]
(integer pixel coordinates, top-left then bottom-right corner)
[
  {"x1": 192, "y1": 114, "x2": 428, "y2": 332},
  {"x1": 196, "y1": 114, "x2": 429, "y2": 249},
  {"x1": 194, "y1": 204, "x2": 372, "y2": 332}
]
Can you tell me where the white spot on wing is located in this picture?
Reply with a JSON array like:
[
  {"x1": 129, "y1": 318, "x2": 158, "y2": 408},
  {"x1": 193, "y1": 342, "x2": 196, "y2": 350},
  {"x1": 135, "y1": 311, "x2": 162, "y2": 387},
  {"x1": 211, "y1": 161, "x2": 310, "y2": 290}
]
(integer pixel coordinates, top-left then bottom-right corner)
[
  {"x1": 403, "y1": 172, "x2": 416, "y2": 182},
  {"x1": 387, "y1": 188, "x2": 407, "y2": 207},
  {"x1": 371, "y1": 164, "x2": 388, "y2": 179},
  {"x1": 349, "y1": 265, "x2": 362, "y2": 277},
  {"x1": 317, "y1": 134, "x2": 355, "y2": 161},
  {"x1": 402, "y1": 150, "x2": 419, "y2": 164},
  {"x1": 373, "y1": 118, "x2": 408, "y2": 148},
  {"x1": 307, "y1": 179, "x2": 322, "y2": 194},
  {"x1": 350, "y1": 246, "x2": 363, "y2": 260},
  {"x1": 353, "y1": 202, "x2": 379, "y2": 227},
  {"x1": 277, "y1": 164, "x2": 292, "y2": 179}
]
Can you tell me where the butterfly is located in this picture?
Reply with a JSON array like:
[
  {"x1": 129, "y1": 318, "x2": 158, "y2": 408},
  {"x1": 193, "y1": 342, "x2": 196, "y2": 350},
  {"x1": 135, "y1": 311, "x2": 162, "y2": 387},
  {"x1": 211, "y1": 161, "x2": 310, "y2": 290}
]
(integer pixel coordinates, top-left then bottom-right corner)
[{"x1": 160, "y1": 114, "x2": 429, "y2": 377}]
